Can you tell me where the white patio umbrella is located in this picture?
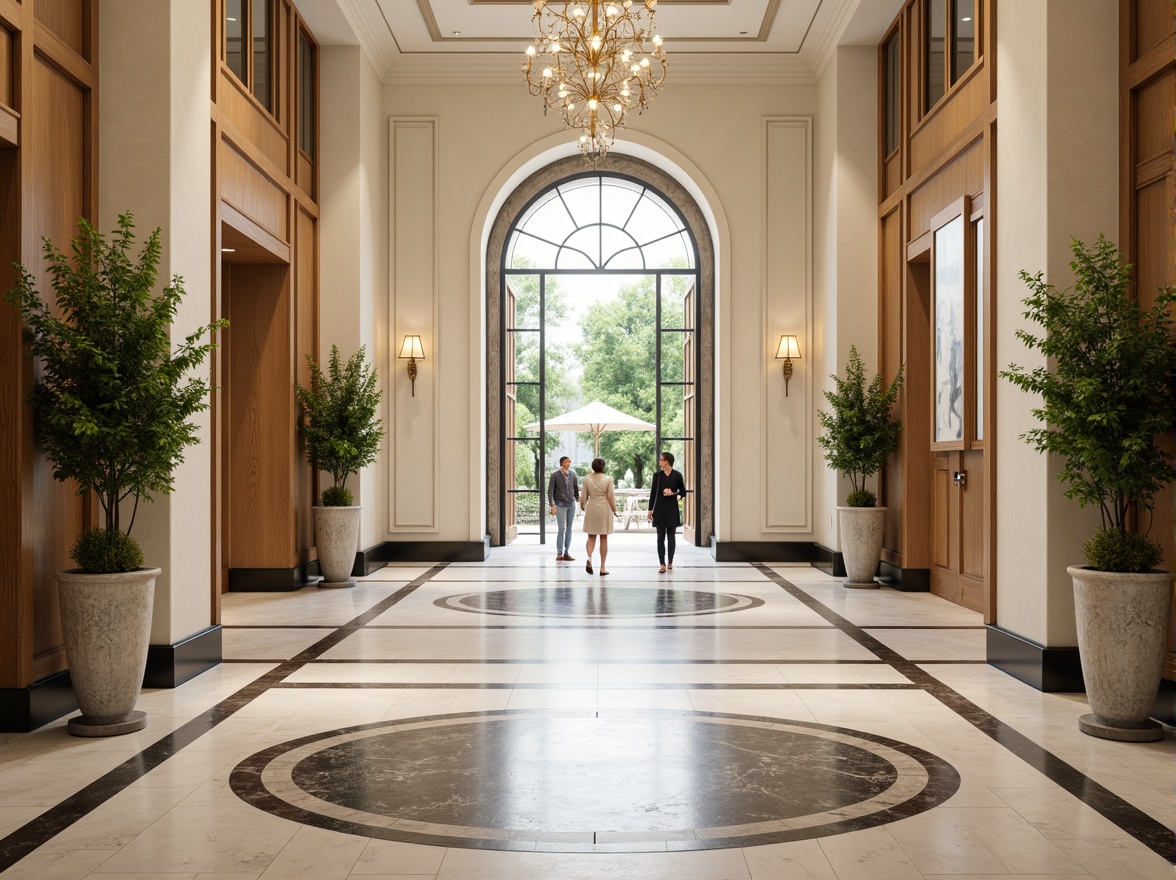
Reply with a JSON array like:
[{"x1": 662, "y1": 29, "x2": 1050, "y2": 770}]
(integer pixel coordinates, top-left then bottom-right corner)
[{"x1": 525, "y1": 399, "x2": 655, "y2": 458}]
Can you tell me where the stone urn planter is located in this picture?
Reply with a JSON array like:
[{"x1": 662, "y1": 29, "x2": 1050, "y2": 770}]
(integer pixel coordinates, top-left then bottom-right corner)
[
  {"x1": 1069, "y1": 566, "x2": 1172, "y2": 742},
  {"x1": 314, "y1": 505, "x2": 361, "y2": 588},
  {"x1": 58, "y1": 567, "x2": 159, "y2": 737},
  {"x1": 838, "y1": 506, "x2": 887, "y2": 589}
]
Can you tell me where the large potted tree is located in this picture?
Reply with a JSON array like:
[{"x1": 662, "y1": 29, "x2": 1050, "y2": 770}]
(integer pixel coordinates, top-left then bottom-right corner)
[
  {"x1": 818, "y1": 346, "x2": 904, "y2": 588},
  {"x1": 5, "y1": 214, "x2": 223, "y2": 736},
  {"x1": 295, "y1": 345, "x2": 384, "y2": 588},
  {"x1": 1003, "y1": 236, "x2": 1175, "y2": 742}
]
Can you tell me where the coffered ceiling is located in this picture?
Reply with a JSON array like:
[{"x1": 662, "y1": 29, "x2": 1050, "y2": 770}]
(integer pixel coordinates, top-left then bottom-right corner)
[{"x1": 300, "y1": 0, "x2": 903, "y2": 83}]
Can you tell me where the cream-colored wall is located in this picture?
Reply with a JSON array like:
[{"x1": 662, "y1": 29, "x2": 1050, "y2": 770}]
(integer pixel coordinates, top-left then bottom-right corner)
[
  {"x1": 320, "y1": 46, "x2": 388, "y2": 551},
  {"x1": 99, "y1": 0, "x2": 213, "y2": 646},
  {"x1": 813, "y1": 46, "x2": 880, "y2": 550},
  {"x1": 995, "y1": 0, "x2": 1118, "y2": 646},
  {"x1": 381, "y1": 80, "x2": 819, "y2": 544}
]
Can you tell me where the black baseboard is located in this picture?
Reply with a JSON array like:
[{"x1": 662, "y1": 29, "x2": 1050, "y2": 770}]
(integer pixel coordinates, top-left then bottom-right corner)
[
  {"x1": 228, "y1": 561, "x2": 319, "y2": 592},
  {"x1": 811, "y1": 543, "x2": 847, "y2": 577},
  {"x1": 144, "y1": 626, "x2": 222, "y2": 689},
  {"x1": 368, "y1": 537, "x2": 491, "y2": 563},
  {"x1": 877, "y1": 561, "x2": 930, "y2": 592},
  {"x1": 987, "y1": 625, "x2": 1085, "y2": 693},
  {"x1": 710, "y1": 539, "x2": 826, "y2": 564},
  {"x1": 0, "y1": 671, "x2": 77, "y2": 732},
  {"x1": 1153, "y1": 678, "x2": 1176, "y2": 728},
  {"x1": 353, "y1": 544, "x2": 388, "y2": 576}
]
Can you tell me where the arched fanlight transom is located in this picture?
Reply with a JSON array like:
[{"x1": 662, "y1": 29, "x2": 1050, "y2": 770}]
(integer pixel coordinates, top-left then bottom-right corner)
[{"x1": 506, "y1": 175, "x2": 695, "y2": 271}]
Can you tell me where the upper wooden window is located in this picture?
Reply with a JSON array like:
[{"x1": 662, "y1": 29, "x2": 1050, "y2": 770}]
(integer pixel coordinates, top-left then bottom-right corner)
[
  {"x1": 297, "y1": 28, "x2": 316, "y2": 159},
  {"x1": 883, "y1": 32, "x2": 900, "y2": 156},
  {"x1": 224, "y1": 0, "x2": 277, "y2": 117},
  {"x1": 924, "y1": 0, "x2": 980, "y2": 113}
]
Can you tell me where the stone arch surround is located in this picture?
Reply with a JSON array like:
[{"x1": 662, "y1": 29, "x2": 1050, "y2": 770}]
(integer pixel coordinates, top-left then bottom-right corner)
[{"x1": 486, "y1": 154, "x2": 716, "y2": 546}]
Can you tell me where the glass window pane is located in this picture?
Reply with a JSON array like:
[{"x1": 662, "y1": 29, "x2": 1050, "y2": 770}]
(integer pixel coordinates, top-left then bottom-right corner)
[
  {"x1": 934, "y1": 215, "x2": 964, "y2": 443},
  {"x1": 599, "y1": 179, "x2": 643, "y2": 229},
  {"x1": 974, "y1": 217, "x2": 984, "y2": 440},
  {"x1": 641, "y1": 235, "x2": 691, "y2": 271},
  {"x1": 226, "y1": 0, "x2": 244, "y2": 81},
  {"x1": 506, "y1": 275, "x2": 542, "y2": 329},
  {"x1": 508, "y1": 233, "x2": 559, "y2": 270},
  {"x1": 659, "y1": 330, "x2": 689, "y2": 385},
  {"x1": 884, "y1": 34, "x2": 900, "y2": 155},
  {"x1": 627, "y1": 195, "x2": 679, "y2": 245},
  {"x1": 602, "y1": 246, "x2": 644, "y2": 270},
  {"x1": 558, "y1": 228, "x2": 600, "y2": 269},
  {"x1": 252, "y1": 0, "x2": 273, "y2": 111},
  {"x1": 518, "y1": 191, "x2": 577, "y2": 250},
  {"x1": 298, "y1": 31, "x2": 315, "y2": 157},
  {"x1": 599, "y1": 225, "x2": 641, "y2": 268},
  {"x1": 926, "y1": 0, "x2": 946, "y2": 110},
  {"x1": 952, "y1": 0, "x2": 976, "y2": 84},
  {"x1": 558, "y1": 178, "x2": 600, "y2": 227},
  {"x1": 660, "y1": 274, "x2": 695, "y2": 328}
]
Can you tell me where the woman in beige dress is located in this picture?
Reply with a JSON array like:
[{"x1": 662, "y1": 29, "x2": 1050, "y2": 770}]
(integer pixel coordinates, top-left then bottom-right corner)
[{"x1": 580, "y1": 457, "x2": 619, "y2": 575}]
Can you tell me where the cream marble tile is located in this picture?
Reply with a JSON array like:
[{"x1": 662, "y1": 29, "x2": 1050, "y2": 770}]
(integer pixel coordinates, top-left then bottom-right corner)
[
  {"x1": 742, "y1": 839, "x2": 837, "y2": 879},
  {"x1": 0, "y1": 847, "x2": 112, "y2": 879},
  {"x1": 222, "y1": 628, "x2": 329, "y2": 661},
  {"x1": 256, "y1": 825, "x2": 366, "y2": 879},
  {"x1": 351, "y1": 839, "x2": 447, "y2": 875},
  {"x1": 953, "y1": 806, "x2": 1089, "y2": 874},
  {"x1": 816, "y1": 827, "x2": 923, "y2": 880},
  {"x1": 885, "y1": 808, "x2": 1008, "y2": 875},
  {"x1": 1068, "y1": 847, "x2": 1176, "y2": 879},
  {"x1": 40, "y1": 786, "x2": 193, "y2": 853}
]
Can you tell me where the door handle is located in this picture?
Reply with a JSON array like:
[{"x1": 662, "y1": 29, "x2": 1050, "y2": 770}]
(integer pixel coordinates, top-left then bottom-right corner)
[{"x1": 953, "y1": 471, "x2": 967, "y2": 486}]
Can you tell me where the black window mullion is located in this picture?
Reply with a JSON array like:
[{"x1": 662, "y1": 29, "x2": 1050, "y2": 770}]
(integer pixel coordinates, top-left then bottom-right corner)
[
  {"x1": 539, "y1": 272, "x2": 547, "y2": 545},
  {"x1": 655, "y1": 273, "x2": 662, "y2": 461}
]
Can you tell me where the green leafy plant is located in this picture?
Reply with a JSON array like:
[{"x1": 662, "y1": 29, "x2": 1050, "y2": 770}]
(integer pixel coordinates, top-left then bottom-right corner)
[
  {"x1": 4, "y1": 213, "x2": 224, "y2": 573},
  {"x1": 817, "y1": 346, "x2": 904, "y2": 507},
  {"x1": 295, "y1": 345, "x2": 384, "y2": 506},
  {"x1": 1001, "y1": 235, "x2": 1175, "y2": 572}
]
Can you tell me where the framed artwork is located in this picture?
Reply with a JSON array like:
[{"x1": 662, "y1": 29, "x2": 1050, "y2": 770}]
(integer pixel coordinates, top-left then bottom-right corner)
[{"x1": 933, "y1": 213, "x2": 965, "y2": 444}]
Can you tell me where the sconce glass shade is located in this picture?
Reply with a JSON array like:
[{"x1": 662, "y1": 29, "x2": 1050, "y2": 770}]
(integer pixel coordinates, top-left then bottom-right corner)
[
  {"x1": 775, "y1": 335, "x2": 801, "y2": 360},
  {"x1": 398, "y1": 335, "x2": 425, "y2": 360}
]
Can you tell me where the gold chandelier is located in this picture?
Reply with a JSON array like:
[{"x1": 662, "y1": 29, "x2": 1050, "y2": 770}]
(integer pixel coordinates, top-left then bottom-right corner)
[{"x1": 523, "y1": 0, "x2": 668, "y2": 162}]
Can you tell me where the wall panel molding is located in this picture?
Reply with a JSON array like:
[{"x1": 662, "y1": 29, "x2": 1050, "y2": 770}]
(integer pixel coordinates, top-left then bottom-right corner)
[
  {"x1": 761, "y1": 116, "x2": 812, "y2": 532},
  {"x1": 388, "y1": 117, "x2": 440, "y2": 532}
]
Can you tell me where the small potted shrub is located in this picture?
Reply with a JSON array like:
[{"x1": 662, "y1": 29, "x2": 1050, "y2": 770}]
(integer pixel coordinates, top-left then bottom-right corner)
[
  {"x1": 817, "y1": 346, "x2": 904, "y2": 588},
  {"x1": 5, "y1": 214, "x2": 223, "y2": 736},
  {"x1": 295, "y1": 345, "x2": 384, "y2": 587},
  {"x1": 1002, "y1": 235, "x2": 1175, "y2": 742}
]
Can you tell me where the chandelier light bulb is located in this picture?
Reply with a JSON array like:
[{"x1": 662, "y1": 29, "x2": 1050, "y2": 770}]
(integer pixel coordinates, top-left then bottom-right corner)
[{"x1": 542, "y1": 67, "x2": 552, "y2": 78}]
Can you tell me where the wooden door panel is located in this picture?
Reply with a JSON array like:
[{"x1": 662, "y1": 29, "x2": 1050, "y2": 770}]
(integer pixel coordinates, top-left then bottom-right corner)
[
  {"x1": 932, "y1": 457, "x2": 953, "y2": 569},
  {"x1": 960, "y1": 450, "x2": 985, "y2": 580}
]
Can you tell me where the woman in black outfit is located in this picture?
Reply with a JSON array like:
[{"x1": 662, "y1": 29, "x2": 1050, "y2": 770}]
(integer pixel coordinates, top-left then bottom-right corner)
[{"x1": 647, "y1": 451, "x2": 687, "y2": 573}]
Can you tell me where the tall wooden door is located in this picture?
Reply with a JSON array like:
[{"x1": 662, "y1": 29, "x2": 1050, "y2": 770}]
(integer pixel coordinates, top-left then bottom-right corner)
[{"x1": 929, "y1": 202, "x2": 987, "y2": 613}]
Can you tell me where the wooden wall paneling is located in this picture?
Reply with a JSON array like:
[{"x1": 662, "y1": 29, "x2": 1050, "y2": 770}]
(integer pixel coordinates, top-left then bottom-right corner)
[
  {"x1": 1134, "y1": 72, "x2": 1176, "y2": 162},
  {"x1": 218, "y1": 71, "x2": 289, "y2": 176},
  {"x1": 226, "y1": 262, "x2": 295, "y2": 569},
  {"x1": 901, "y1": 255, "x2": 933, "y2": 567},
  {"x1": 32, "y1": 0, "x2": 84, "y2": 58},
  {"x1": 880, "y1": 207, "x2": 904, "y2": 559},
  {"x1": 909, "y1": 69, "x2": 987, "y2": 174},
  {"x1": 0, "y1": 24, "x2": 11, "y2": 107},
  {"x1": 220, "y1": 140, "x2": 288, "y2": 242},
  {"x1": 0, "y1": 105, "x2": 16, "y2": 148},
  {"x1": 1134, "y1": 0, "x2": 1174, "y2": 59},
  {"x1": 908, "y1": 141, "x2": 984, "y2": 240},
  {"x1": 293, "y1": 206, "x2": 316, "y2": 560}
]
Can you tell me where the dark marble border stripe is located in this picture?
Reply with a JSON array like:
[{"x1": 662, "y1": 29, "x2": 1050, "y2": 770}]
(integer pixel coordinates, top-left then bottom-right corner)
[
  {"x1": 221, "y1": 623, "x2": 987, "y2": 631},
  {"x1": 752, "y1": 564, "x2": 1176, "y2": 862},
  {"x1": 0, "y1": 565, "x2": 448, "y2": 873},
  {"x1": 221, "y1": 657, "x2": 987, "y2": 665}
]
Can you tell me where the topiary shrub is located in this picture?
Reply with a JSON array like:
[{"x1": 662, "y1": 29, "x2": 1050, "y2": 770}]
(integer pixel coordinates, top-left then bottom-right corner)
[
  {"x1": 71, "y1": 528, "x2": 145, "y2": 574},
  {"x1": 320, "y1": 485, "x2": 354, "y2": 507},
  {"x1": 1082, "y1": 528, "x2": 1164, "y2": 574}
]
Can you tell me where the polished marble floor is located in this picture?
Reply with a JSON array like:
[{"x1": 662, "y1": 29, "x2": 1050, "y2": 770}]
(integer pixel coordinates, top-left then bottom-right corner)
[{"x1": 1, "y1": 535, "x2": 1173, "y2": 878}]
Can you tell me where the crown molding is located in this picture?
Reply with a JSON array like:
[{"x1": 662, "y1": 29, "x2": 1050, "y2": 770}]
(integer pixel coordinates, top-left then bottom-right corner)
[
  {"x1": 382, "y1": 53, "x2": 816, "y2": 86},
  {"x1": 804, "y1": 0, "x2": 860, "y2": 80},
  {"x1": 338, "y1": 0, "x2": 396, "y2": 77}
]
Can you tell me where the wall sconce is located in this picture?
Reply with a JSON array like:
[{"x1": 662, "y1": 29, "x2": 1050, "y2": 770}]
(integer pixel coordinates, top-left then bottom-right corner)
[
  {"x1": 775, "y1": 335, "x2": 801, "y2": 397},
  {"x1": 398, "y1": 335, "x2": 425, "y2": 397}
]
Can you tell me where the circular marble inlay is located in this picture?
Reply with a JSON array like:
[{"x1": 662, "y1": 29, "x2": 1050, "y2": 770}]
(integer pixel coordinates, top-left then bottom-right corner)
[
  {"x1": 231, "y1": 710, "x2": 959, "y2": 852},
  {"x1": 435, "y1": 587, "x2": 764, "y2": 618}
]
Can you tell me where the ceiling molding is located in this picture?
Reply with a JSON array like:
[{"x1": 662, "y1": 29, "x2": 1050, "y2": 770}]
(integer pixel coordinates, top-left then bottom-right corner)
[
  {"x1": 382, "y1": 52, "x2": 815, "y2": 85},
  {"x1": 338, "y1": 0, "x2": 396, "y2": 75},
  {"x1": 803, "y1": 0, "x2": 860, "y2": 80}
]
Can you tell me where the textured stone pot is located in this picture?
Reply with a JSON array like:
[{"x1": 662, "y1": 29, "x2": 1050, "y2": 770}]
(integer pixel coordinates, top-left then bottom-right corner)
[
  {"x1": 314, "y1": 505, "x2": 361, "y2": 588},
  {"x1": 838, "y1": 506, "x2": 887, "y2": 588},
  {"x1": 58, "y1": 567, "x2": 159, "y2": 737},
  {"x1": 1069, "y1": 565, "x2": 1172, "y2": 742}
]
